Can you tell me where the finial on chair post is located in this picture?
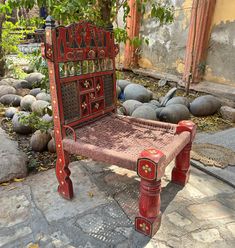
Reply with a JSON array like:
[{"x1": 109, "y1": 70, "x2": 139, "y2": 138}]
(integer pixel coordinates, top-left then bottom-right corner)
[
  {"x1": 46, "y1": 16, "x2": 55, "y2": 28},
  {"x1": 106, "y1": 23, "x2": 114, "y2": 33}
]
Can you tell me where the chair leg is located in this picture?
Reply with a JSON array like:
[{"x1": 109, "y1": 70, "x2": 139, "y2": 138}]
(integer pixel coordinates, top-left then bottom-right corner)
[
  {"x1": 172, "y1": 143, "x2": 192, "y2": 186},
  {"x1": 135, "y1": 179, "x2": 162, "y2": 237},
  {"x1": 55, "y1": 150, "x2": 73, "y2": 200}
]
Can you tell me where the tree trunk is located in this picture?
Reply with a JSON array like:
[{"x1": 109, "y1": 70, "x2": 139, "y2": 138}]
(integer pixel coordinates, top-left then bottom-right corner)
[
  {"x1": 97, "y1": 0, "x2": 112, "y2": 25},
  {"x1": 0, "y1": 0, "x2": 6, "y2": 77}
]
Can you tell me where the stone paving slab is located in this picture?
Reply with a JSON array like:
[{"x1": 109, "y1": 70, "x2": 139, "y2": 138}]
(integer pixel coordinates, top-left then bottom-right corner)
[{"x1": 0, "y1": 160, "x2": 235, "y2": 248}]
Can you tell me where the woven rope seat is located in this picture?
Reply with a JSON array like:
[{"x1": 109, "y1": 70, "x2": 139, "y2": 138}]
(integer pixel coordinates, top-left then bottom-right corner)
[{"x1": 63, "y1": 114, "x2": 191, "y2": 171}]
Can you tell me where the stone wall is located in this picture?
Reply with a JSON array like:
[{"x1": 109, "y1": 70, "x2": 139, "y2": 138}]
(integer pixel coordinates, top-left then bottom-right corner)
[
  {"x1": 139, "y1": 0, "x2": 193, "y2": 76},
  {"x1": 117, "y1": 0, "x2": 235, "y2": 86},
  {"x1": 204, "y1": 0, "x2": 235, "y2": 86}
]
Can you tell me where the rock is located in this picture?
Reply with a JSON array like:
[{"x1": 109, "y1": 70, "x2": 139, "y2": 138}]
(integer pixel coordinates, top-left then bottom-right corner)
[
  {"x1": 117, "y1": 80, "x2": 132, "y2": 90},
  {"x1": 123, "y1": 100, "x2": 142, "y2": 116},
  {"x1": 12, "y1": 111, "x2": 33, "y2": 134},
  {"x1": 0, "y1": 85, "x2": 16, "y2": 97},
  {"x1": 42, "y1": 114, "x2": 53, "y2": 123},
  {"x1": 0, "y1": 78, "x2": 15, "y2": 86},
  {"x1": 31, "y1": 100, "x2": 50, "y2": 116},
  {"x1": 30, "y1": 130, "x2": 51, "y2": 152},
  {"x1": 13, "y1": 79, "x2": 32, "y2": 89},
  {"x1": 142, "y1": 103, "x2": 159, "y2": 111},
  {"x1": 150, "y1": 100, "x2": 160, "y2": 107},
  {"x1": 5, "y1": 107, "x2": 18, "y2": 119},
  {"x1": 36, "y1": 92, "x2": 51, "y2": 102},
  {"x1": 159, "y1": 104, "x2": 190, "y2": 124},
  {"x1": 166, "y1": 96, "x2": 190, "y2": 108},
  {"x1": 124, "y1": 83, "x2": 151, "y2": 103},
  {"x1": 20, "y1": 95, "x2": 37, "y2": 111},
  {"x1": 47, "y1": 138, "x2": 56, "y2": 153},
  {"x1": 0, "y1": 94, "x2": 22, "y2": 106},
  {"x1": 131, "y1": 105, "x2": 157, "y2": 120},
  {"x1": 156, "y1": 107, "x2": 164, "y2": 118},
  {"x1": 0, "y1": 80, "x2": 9, "y2": 86},
  {"x1": 116, "y1": 85, "x2": 121, "y2": 98},
  {"x1": 220, "y1": 106, "x2": 235, "y2": 123},
  {"x1": 29, "y1": 88, "x2": 42, "y2": 97},
  {"x1": 25, "y1": 72, "x2": 45, "y2": 84},
  {"x1": 22, "y1": 66, "x2": 34, "y2": 74},
  {"x1": 147, "y1": 89, "x2": 153, "y2": 100},
  {"x1": 0, "y1": 128, "x2": 27, "y2": 183},
  {"x1": 190, "y1": 95, "x2": 221, "y2": 117},
  {"x1": 16, "y1": 88, "x2": 31, "y2": 97},
  {"x1": 160, "y1": 87, "x2": 178, "y2": 107}
]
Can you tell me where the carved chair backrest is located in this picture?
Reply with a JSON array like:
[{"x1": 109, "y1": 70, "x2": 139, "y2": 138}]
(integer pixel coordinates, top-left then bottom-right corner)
[{"x1": 42, "y1": 17, "x2": 119, "y2": 129}]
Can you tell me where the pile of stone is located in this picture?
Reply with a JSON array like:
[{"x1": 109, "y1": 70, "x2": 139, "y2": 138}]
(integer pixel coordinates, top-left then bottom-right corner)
[
  {"x1": 0, "y1": 72, "x2": 55, "y2": 153},
  {"x1": 117, "y1": 79, "x2": 224, "y2": 124}
]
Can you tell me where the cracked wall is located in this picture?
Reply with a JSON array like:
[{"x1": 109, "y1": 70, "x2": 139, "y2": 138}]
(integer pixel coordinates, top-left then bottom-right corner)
[
  {"x1": 204, "y1": 0, "x2": 235, "y2": 86},
  {"x1": 139, "y1": 0, "x2": 193, "y2": 75}
]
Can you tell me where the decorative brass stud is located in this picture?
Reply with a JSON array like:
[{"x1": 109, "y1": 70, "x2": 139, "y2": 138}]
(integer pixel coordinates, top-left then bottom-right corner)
[
  {"x1": 148, "y1": 149, "x2": 157, "y2": 154},
  {"x1": 142, "y1": 164, "x2": 152, "y2": 174},
  {"x1": 140, "y1": 223, "x2": 149, "y2": 232},
  {"x1": 59, "y1": 170, "x2": 62, "y2": 174},
  {"x1": 96, "y1": 84, "x2": 101, "y2": 91},
  {"x1": 82, "y1": 102, "x2": 88, "y2": 110},
  {"x1": 84, "y1": 80, "x2": 90, "y2": 88},
  {"x1": 95, "y1": 103, "x2": 99, "y2": 109}
]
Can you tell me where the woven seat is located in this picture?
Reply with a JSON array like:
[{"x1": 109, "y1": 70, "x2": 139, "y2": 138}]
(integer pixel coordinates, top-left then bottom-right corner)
[{"x1": 63, "y1": 114, "x2": 190, "y2": 172}]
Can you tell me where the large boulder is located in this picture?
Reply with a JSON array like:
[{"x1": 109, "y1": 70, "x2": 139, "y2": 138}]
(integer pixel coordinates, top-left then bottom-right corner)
[
  {"x1": 117, "y1": 80, "x2": 132, "y2": 91},
  {"x1": 0, "y1": 85, "x2": 16, "y2": 97},
  {"x1": 36, "y1": 92, "x2": 51, "y2": 102},
  {"x1": 132, "y1": 105, "x2": 157, "y2": 120},
  {"x1": 42, "y1": 114, "x2": 53, "y2": 123},
  {"x1": 0, "y1": 128, "x2": 27, "y2": 183},
  {"x1": 47, "y1": 138, "x2": 56, "y2": 153},
  {"x1": 150, "y1": 100, "x2": 160, "y2": 107},
  {"x1": 25, "y1": 72, "x2": 45, "y2": 84},
  {"x1": 13, "y1": 79, "x2": 32, "y2": 89},
  {"x1": 190, "y1": 95, "x2": 221, "y2": 117},
  {"x1": 31, "y1": 100, "x2": 50, "y2": 116},
  {"x1": 29, "y1": 88, "x2": 42, "y2": 97},
  {"x1": 159, "y1": 104, "x2": 190, "y2": 124},
  {"x1": 0, "y1": 78, "x2": 15, "y2": 86},
  {"x1": 124, "y1": 83, "x2": 152, "y2": 102},
  {"x1": 116, "y1": 85, "x2": 121, "y2": 98},
  {"x1": 166, "y1": 96, "x2": 190, "y2": 108},
  {"x1": 156, "y1": 107, "x2": 164, "y2": 119},
  {"x1": 20, "y1": 95, "x2": 37, "y2": 111},
  {"x1": 12, "y1": 111, "x2": 33, "y2": 134},
  {"x1": 5, "y1": 107, "x2": 18, "y2": 119},
  {"x1": 0, "y1": 94, "x2": 22, "y2": 106},
  {"x1": 142, "y1": 103, "x2": 159, "y2": 111},
  {"x1": 30, "y1": 130, "x2": 51, "y2": 152},
  {"x1": 123, "y1": 100, "x2": 142, "y2": 116},
  {"x1": 16, "y1": 88, "x2": 31, "y2": 97},
  {"x1": 160, "y1": 87, "x2": 177, "y2": 107}
]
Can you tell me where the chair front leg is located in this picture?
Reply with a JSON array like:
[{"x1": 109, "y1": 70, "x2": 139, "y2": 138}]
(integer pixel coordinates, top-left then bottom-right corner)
[
  {"x1": 56, "y1": 149, "x2": 73, "y2": 200},
  {"x1": 135, "y1": 149, "x2": 165, "y2": 237}
]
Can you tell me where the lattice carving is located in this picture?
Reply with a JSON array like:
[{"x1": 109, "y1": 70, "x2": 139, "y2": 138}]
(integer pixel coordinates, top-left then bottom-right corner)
[{"x1": 61, "y1": 82, "x2": 80, "y2": 123}]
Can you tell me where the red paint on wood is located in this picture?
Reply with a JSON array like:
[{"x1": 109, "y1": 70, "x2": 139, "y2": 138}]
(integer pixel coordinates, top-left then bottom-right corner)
[
  {"x1": 124, "y1": 0, "x2": 142, "y2": 69},
  {"x1": 183, "y1": 0, "x2": 216, "y2": 84}
]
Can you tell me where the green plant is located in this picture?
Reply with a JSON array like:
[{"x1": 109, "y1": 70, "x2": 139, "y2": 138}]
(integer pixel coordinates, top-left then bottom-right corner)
[
  {"x1": 27, "y1": 50, "x2": 50, "y2": 92},
  {"x1": 19, "y1": 111, "x2": 53, "y2": 133}
]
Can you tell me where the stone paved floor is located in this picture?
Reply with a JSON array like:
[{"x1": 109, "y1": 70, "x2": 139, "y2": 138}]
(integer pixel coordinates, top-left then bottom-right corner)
[{"x1": 0, "y1": 160, "x2": 235, "y2": 248}]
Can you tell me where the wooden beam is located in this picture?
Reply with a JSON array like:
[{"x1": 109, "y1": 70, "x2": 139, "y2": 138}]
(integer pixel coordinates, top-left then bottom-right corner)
[
  {"x1": 183, "y1": 0, "x2": 216, "y2": 85},
  {"x1": 124, "y1": 0, "x2": 142, "y2": 69}
]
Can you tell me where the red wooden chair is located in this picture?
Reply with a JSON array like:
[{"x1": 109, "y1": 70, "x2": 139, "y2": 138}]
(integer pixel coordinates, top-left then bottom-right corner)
[{"x1": 42, "y1": 16, "x2": 196, "y2": 237}]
